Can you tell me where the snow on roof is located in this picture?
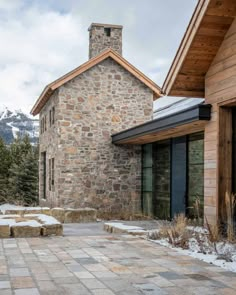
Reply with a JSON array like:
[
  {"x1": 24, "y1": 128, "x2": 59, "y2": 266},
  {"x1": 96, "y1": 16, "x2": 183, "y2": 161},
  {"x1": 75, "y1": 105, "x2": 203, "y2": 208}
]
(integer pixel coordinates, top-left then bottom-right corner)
[{"x1": 153, "y1": 96, "x2": 205, "y2": 120}]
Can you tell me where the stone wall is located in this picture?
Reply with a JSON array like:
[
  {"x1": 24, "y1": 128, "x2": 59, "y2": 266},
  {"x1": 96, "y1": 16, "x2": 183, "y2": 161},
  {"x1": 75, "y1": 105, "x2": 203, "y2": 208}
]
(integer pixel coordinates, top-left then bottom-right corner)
[
  {"x1": 40, "y1": 57, "x2": 153, "y2": 216},
  {"x1": 39, "y1": 91, "x2": 60, "y2": 207},
  {"x1": 89, "y1": 24, "x2": 122, "y2": 59}
]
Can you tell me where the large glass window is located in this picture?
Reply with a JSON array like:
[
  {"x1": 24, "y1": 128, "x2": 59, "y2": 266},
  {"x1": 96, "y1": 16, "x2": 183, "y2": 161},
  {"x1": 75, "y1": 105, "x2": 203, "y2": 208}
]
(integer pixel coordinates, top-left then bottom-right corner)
[
  {"x1": 153, "y1": 140, "x2": 171, "y2": 219},
  {"x1": 142, "y1": 132, "x2": 204, "y2": 220},
  {"x1": 187, "y1": 132, "x2": 204, "y2": 219},
  {"x1": 142, "y1": 144, "x2": 153, "y2": 216}
]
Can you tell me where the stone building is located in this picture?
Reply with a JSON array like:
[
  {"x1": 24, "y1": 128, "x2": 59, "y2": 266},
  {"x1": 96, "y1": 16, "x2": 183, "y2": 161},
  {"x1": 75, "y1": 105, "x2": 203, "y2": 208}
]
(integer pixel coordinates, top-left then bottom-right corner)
[{"x1": 31, "y1": 23, "x2": 161, "y2": 216}]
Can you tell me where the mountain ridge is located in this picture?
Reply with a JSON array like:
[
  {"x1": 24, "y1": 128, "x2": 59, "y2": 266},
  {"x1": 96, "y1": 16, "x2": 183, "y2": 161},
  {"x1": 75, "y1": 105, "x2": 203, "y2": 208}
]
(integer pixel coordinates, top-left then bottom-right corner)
[{"x1": 0, "y1": 107, "x2": 39, "y2": 145}]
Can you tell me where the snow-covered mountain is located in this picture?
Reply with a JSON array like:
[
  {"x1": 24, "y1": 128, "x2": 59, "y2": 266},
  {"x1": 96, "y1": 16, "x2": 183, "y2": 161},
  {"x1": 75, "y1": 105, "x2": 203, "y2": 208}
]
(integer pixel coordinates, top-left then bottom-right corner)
[{"x1": 0, "y1": 107, "x2": 39, "y2": 145}]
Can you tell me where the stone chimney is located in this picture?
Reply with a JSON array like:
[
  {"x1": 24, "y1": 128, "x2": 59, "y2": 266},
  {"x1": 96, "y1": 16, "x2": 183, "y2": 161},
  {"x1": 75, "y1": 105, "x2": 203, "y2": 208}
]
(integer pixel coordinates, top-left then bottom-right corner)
[{"x1": 88, "y1": 23, "x2": 123, "y2": 59}]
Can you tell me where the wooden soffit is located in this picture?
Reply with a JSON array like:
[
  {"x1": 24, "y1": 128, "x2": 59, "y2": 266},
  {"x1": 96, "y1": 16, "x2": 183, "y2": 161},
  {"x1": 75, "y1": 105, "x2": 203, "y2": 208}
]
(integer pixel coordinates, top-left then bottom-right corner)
[
  {"x1": 31, "y1": 49, "x2": 161, "y2": 116},
  {"x1": 162, "y1": 0, "x2": 236, "y2": 98}
]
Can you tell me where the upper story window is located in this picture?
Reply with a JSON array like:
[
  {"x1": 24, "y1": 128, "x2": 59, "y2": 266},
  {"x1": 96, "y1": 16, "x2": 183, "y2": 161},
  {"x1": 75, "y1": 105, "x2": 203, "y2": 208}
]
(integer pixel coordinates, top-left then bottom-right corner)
[
  {"x1": 40, "y1": 115, "x2": 47, "y2": 134},
  {"x1": 49, "y1": 106, "x2": 55, "y2": 127},
  {"x1": 40, "y1": 106, "x2": 55, "y2": 134}
]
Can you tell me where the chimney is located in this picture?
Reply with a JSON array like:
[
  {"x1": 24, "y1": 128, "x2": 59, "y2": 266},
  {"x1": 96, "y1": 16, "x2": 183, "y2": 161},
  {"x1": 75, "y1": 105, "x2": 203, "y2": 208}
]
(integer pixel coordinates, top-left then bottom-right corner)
[{"x1": 88, "y1": 23, "x2": 123, "y2": 59}]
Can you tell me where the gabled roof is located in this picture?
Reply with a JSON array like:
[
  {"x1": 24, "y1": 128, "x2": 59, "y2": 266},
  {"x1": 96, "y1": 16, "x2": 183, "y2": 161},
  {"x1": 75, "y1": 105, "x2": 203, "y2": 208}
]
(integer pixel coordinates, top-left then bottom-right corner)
[
  {"x1": 31, "y1": 49, "x2": 161, "y2": 116},
  {"x1": 162, "y1": 0, "x2": 236, "y2": 97}
]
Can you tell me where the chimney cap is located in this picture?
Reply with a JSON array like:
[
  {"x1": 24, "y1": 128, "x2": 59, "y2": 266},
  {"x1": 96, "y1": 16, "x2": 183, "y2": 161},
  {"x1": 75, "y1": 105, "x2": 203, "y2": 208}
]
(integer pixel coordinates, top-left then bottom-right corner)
[{"x1": 88, "y1": 23, "x2": 123, "y2": 31}]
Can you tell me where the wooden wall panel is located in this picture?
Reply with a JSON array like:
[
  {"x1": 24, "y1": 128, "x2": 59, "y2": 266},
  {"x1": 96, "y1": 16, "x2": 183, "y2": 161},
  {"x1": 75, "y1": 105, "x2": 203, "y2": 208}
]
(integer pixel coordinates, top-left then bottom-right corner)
[{"x1": 204, "y1": 17, "x2": 236, "y2": 224}]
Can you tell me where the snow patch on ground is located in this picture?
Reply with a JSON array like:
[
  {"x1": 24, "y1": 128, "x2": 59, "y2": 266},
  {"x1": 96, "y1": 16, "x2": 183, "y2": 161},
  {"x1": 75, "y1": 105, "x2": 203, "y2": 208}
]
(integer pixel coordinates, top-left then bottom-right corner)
[
  {"x1": 0, "y1": 213, "x2": 60, "y2": 227},
  {"x1": 0, "y1": 204, "x2": 24, "y2": 214},
  {"x1": 151, "y1": 237, "x2": 236, "y2": 273},
  {"x1": 105, "y1": 222, "x2": 145, "y2": 231},
  {"x1": 26, "y1": 214, "x2": 60, "y2": 225}
]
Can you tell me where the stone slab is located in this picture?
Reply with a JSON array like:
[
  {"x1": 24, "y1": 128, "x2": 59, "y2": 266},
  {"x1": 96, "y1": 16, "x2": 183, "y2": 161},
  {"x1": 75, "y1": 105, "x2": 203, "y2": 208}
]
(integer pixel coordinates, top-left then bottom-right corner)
[
  {"x1": 0, "y1": 225, "x2": 10, "y2": 238},
  {"x1": 64, "y1": 208, "x2": 97, "y2": 223},
  {"x1": 11, "y1": 225, "x2": 41, "y2": 238},
  {"x1": 51, "y1": 208, "x2": 65, "y2": 223},
  {"x1": 41, "y1": 224, "x2": 63, "y2": 236}
]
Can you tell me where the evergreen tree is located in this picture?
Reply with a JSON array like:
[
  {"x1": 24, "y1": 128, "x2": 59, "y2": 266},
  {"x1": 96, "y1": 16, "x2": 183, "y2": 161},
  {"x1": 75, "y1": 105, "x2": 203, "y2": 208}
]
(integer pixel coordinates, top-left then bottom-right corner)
[
  {"x1": 8, "y1": 147, "x2": 39, "y2": 205},
  {"x1": 0, "y1": 138, "x2": 11, "y2": 202}
]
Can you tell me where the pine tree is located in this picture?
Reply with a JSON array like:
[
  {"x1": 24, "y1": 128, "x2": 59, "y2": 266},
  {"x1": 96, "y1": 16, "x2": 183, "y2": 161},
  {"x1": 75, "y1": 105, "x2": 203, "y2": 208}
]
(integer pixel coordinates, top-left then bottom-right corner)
[
  {"x1": 8, "y1": 146, "x2": 39, "y2": 205},
  {"x1": 0, "y1": 137, "x2": 11, "y2": 202}
]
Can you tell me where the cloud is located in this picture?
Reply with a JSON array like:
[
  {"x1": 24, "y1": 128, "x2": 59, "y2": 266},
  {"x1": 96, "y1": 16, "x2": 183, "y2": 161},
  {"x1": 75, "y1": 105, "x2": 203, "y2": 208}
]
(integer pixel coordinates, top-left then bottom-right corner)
[{"x1": 0, "y1": 0, "x2": 198, "y2": 114}]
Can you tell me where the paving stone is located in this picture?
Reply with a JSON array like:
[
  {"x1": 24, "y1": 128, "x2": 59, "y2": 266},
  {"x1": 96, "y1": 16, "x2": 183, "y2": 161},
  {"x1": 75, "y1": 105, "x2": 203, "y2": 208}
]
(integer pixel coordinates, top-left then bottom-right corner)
[
  {"x1": 80, "y1": 278, "x2": 106, "y2": 289},
  {"x1": 14, "y1": 288, "x2": 40, "y2": 295},
  {"x1": 11, "y1": 277, "x2": 35, "y2": 289},
  {"x1": 133, "y1": 283, "x2": 168, "y2": 295},
  {"x1": 75, "y1": 271, "x2": 95, "y2": 279},
  {"x1": 91, "y1": 289, "x2": 116, "y2": 295},
  {"x1": 0, "y1": 281, "x2": 11, "y2": 289},
  {"x1": 0, "y1": 290, "x2": 12, "y2": 295},
  {"x1": 37, "y1": 280, "x2": 57, "y2": 291},
  {"x1": 158, "y1": 271, "x2": 186, "y2": 280},
  {"x1": 9, "y1": 268, "x2": 30, "y2": 277}
]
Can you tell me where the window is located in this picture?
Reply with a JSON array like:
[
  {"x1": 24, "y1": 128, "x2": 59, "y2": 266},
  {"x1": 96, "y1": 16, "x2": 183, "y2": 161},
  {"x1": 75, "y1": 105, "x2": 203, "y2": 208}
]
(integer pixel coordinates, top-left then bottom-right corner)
[
  {"x1": 142, "y1": 144, "x2": 153, "y2": 216},
  {"x1": 104, "y1": 27, "x2": 111, "y2": 37},
  {"x1": 44, "y1": 115, "x2": 47, "y2": 131},
  {"x1": 142, "y1": 132, "x2": 204, "y2": 220},
  {"x1": 49, "y1": 157, "x2": 55, "y2": 191},
  {"x1": 52, "y1": 158, "x2": 54, "y2": 187},
  {"x1": 52, "y1": 107, "x2": 55, "y2": 125},
  {"x1": 42, "y1": 152, "x2": 46, "y2": 199},
  {"x1": 49, "y1": 110, "x2": 52, "y2": 127},
  {"x1": 49, "y1": 159, "x2": 51, "y2": 191}
]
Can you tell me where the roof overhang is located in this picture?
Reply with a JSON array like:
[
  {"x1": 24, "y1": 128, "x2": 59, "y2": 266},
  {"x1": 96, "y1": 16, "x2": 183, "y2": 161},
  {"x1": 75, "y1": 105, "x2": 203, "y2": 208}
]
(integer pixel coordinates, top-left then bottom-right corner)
[
  {"x1": 112, "y1": 104, "x2": 211, "y2": 145},
  {"x1": 162, "y1": 0, "x2": 236, "y2": 98},
  {"x1": 31, "y1": 49, "x2": 161, "y2": 116}
]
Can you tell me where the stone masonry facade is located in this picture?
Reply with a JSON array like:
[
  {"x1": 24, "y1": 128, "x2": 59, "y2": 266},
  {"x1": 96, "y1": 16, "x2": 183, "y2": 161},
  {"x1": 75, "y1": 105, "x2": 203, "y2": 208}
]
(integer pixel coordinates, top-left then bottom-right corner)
[
  {"x1": 38, "y1": 22, "x2": 154, "y2": 216},
  {"x1": 39, "y1": 58, "x2": 153, "y2": 215}
]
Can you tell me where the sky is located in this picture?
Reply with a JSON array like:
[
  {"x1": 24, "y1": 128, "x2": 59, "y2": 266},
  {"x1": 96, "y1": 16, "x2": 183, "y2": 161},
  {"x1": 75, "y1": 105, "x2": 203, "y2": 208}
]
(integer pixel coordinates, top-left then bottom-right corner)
[{"x1": 0, "y1": 0, "x2": 197, "y2": 114}]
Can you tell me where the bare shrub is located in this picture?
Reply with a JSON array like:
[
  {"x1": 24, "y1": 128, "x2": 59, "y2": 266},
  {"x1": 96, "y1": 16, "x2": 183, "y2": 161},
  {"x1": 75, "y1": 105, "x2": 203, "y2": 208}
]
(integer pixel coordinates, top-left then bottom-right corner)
[
  {"x1": 149, "y1": 214, "x2": 190, "y2": 249},
  {"x1": 225, "y1": 191, "x2": 236, "y2": 242}
]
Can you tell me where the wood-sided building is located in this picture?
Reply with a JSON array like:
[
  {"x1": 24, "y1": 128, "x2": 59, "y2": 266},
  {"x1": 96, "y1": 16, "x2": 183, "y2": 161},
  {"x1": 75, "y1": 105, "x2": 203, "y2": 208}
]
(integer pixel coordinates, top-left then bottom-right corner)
[{"x1": 112, "y1": 0, "x2": 236, "y2": 225}]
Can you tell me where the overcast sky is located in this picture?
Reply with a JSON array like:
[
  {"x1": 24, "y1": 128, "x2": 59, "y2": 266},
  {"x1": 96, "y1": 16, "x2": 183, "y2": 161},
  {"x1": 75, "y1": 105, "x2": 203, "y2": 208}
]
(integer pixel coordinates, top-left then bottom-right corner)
[{"x1": 0, "y1": 0, "x2": 197, "y2": 114}]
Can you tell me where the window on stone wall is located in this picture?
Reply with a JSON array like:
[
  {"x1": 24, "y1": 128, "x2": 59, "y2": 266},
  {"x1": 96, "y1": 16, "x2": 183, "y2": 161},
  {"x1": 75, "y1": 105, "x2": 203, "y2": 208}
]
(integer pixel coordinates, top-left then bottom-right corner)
[
  {"x1": 104, "y1": 27, "x2": 111, "y2": 37},
  {"x1": 49, "y1": 158, "x2": 51, "y2": 191},
  {"x1": 52, "y1": 107, "x2": 55, "y2": 125},
  {"x1": 51, "y1": 158, "x2": 55, "y2": 188},
  {"x1": 44, "y1": 115, "x2": 47, "y2": 132},
  {"x1": 49, "y1": 110, "x2": 52, "y2": 127},
  {"x1": 49, "y1": 158, "x2": 55, "y2": 192}
]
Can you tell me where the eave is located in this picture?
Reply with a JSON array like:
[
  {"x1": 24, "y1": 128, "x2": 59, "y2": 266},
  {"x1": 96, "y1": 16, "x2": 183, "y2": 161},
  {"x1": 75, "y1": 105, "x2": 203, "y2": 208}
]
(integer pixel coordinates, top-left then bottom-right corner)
[
  {"x1": 31, "y1": 49, "x2": 161, "y2": 116},
  {"x1": 162, "y1": 0, "x2": 236, "y2": 98},
  {"x1": 111, "y1": 104, "x2": 211, "y2": 145}
]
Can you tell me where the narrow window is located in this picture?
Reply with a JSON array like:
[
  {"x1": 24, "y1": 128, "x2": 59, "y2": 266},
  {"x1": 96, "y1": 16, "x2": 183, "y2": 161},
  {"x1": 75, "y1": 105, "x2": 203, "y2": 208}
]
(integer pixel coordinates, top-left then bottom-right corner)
[
  {"x1": 49, "y1": 158, "x2": 51, "y2": 191},
  {"x1": 44, "y1": 115, "x2": 47, "y2": 132},
  {"x1": 40, "y1": 119, "x2": 43, "y2": 134},
  {"x1": 49, "y1": 110, "x2": 52, "y2": 127},
  {"x1": 42, "y1": 152, "x2": 46, "y2": 198},
  {"x1": 104, "y1": 27, "x2": 111, "y2": 37},
  {"x1": 52, "y1": 158, "x2": 55, "y2": 189},
  {"x1": 52, "y1": 107, "x2": 55, "y2": 125},
  {"x1": 42, "y1": 118, "x2": 44, "y2": 134}
]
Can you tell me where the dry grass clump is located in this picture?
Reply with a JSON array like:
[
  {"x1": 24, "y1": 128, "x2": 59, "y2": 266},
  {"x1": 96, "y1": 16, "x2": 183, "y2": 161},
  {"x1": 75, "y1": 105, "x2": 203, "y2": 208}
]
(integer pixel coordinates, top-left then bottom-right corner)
[
  {"x1": 149, "y1": 213, "x2": 190, "y2": 249},
  {"x1": 225, "y1": 191, "x2": 236, "y2": 242}
]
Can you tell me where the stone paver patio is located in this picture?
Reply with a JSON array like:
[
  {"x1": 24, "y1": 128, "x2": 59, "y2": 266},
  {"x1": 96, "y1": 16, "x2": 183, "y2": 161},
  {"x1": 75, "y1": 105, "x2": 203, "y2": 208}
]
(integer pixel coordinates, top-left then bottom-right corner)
[{"x1": 0, "y1": 223, "x2": 236, "y2": 295}]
